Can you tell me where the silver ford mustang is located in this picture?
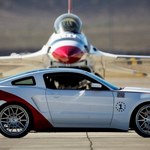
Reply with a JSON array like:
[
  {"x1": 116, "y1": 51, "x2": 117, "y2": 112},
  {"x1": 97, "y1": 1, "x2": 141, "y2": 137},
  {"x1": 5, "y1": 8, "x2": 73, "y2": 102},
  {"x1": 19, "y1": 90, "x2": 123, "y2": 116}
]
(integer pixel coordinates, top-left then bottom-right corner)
[{"x1": 0, "y1": 68, "x2": 150, "y2": 138}]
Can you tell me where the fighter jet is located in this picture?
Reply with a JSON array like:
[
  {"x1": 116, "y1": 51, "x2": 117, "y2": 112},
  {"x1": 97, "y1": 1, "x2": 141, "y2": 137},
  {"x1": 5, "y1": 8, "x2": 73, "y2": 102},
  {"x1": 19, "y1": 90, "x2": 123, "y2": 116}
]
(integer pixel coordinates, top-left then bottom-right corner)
[{"x1": 0, "y1": 0, "x2": 150, "y2": 78}]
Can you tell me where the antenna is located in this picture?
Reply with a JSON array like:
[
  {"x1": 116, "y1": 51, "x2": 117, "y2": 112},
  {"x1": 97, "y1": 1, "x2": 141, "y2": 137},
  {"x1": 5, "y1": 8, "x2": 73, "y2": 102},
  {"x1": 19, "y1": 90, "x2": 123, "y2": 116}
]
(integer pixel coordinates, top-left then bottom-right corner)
[{"x1": 68, "y1": 0, "x2": 72, "y2": 13}]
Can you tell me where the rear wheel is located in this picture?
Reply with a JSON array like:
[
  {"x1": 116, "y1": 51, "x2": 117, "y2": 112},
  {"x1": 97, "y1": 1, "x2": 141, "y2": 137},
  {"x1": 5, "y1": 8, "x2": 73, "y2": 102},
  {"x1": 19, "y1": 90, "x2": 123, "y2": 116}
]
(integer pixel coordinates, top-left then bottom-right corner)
[
  {"x1": 134, "y1": 104, "x2": 150, "y2": 137},
  {"x1": 0, "y1": 104, "x2": 31, "y2": 138}
]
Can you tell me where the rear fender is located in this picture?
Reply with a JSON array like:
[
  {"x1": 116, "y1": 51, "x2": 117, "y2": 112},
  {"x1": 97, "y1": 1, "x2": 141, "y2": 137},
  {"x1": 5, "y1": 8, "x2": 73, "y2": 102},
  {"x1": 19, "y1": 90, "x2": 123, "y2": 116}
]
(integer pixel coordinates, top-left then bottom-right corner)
[{"x1": 0, "y1": 90, "x2": 53, "y2": 131}]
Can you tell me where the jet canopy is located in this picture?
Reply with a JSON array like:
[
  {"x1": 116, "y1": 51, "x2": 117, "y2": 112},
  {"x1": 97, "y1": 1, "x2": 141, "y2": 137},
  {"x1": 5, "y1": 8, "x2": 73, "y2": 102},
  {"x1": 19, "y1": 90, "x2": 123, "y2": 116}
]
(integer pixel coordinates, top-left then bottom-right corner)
[{"x1": 54, "y1": 13, "x2": 82, "y2": 33}]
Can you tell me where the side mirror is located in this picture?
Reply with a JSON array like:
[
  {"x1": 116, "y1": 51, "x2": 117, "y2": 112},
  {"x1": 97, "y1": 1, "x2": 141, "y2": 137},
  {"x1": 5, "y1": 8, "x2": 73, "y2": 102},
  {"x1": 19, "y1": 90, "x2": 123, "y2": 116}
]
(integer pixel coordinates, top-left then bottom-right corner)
[{"x1": 91, "y1": 83, "x2": 102, "y2": 89}]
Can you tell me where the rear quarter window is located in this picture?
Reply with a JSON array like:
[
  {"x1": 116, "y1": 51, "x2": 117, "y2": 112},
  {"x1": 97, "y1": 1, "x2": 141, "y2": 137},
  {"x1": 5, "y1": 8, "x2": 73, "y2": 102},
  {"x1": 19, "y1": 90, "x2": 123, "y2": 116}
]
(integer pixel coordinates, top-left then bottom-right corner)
[{"x1": 11, "y1": 76, "x2": 36, "y2": 86}]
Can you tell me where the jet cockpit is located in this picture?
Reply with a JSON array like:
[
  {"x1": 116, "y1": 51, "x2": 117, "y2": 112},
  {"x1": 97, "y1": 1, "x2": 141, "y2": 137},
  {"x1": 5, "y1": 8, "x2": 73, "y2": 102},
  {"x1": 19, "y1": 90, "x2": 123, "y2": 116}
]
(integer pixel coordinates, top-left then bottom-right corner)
[{"x1": 54, "y1": 13, "x2": 82, "y2": 34}]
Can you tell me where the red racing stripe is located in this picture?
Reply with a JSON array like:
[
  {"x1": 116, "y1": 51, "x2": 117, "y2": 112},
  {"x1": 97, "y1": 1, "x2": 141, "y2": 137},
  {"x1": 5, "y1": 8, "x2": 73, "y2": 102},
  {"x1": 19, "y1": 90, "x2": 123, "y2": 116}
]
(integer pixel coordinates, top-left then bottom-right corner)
[{"x1": 0, "y1": 90, "x2": 53, "y2": 131}]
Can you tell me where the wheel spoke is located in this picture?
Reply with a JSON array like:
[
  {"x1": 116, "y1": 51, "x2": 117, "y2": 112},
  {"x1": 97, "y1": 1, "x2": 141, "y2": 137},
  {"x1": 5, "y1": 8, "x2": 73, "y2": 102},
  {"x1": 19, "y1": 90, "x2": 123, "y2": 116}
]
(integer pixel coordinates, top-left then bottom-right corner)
[
  {"x1": 1, "y1": 117, "x2": 9, "y2": 120},
  {"x1": 137, "y1": 119, "x2": 145, "y2": 122},
  {"x1": 10, "y1": 107, "x2": 15, "y2": 116},
  {"x1": 15, "y1": 107, "x2": 19, "y2": 116},
  {"x1": 145, "y1": 106, "x2": 150, "y2": 112},
  {"x1": 16, "y1": 111, "x2": 24, "y2": 117},
  {"x1": 14, "y1": 123, "x2": 22, "y2": 131},
  {"x1": 3, "y1": 112, "x2": 10, "y2": 118},
  {"x1": 19, "y1": 119, "x2": 28, "y2": 122},
  {"x1": 140, "y1": 121, "x2": 146, "y2": 128},
  {"x1": 18, "y1": 121, "x2": 26, "y2": 128},
  {"x1": 18, "y1": 113, "x2": 26, "y2": 119},
  {"x1": 139, "y1": 113, "x2": 145, "y2": 119},
  {"x1": 1, "y1": 120, "x2": 9, "y2": 123},
  {"x1": 7, "y1": 108, "x2": 10, "y2": 116}
]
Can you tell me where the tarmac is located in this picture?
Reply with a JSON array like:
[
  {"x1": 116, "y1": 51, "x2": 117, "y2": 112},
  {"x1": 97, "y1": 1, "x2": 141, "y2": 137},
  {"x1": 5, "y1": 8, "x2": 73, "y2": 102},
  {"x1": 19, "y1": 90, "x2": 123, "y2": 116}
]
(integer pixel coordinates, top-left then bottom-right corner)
[{"x1": 0, "y1": 131, "x2": 150, "y2": 150}]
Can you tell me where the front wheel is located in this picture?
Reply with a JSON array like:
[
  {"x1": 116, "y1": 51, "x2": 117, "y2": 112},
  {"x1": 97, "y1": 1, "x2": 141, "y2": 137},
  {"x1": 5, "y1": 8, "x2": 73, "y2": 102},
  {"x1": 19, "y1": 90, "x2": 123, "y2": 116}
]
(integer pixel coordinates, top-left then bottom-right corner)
[
  {"x1": 134, "y1": 104, "x2": 150, "y2": 137},
  {"x1": 0, "y1": 104, "x2": 31, "y2": 138}
]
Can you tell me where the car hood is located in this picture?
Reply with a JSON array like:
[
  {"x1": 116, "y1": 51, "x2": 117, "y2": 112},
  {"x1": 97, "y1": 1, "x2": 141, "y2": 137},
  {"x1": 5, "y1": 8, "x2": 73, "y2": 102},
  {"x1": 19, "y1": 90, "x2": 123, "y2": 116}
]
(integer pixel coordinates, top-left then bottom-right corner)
[{"x1": 122, "y1": 87, "x2": 150, "y2": 94}]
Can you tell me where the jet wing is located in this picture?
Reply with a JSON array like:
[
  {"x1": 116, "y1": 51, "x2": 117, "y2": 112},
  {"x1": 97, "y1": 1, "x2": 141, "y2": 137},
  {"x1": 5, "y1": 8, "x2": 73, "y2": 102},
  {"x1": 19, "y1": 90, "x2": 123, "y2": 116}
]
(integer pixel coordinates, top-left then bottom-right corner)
[
  {"x1": 0, "y1": 46, "x2": 49, "y2": 77},
  {"x1": 113, "y1": 54, "x2": 150, "y2": 76},
  {"x1": 90, "y1": 47, "x2": 150, "y2": 76}
]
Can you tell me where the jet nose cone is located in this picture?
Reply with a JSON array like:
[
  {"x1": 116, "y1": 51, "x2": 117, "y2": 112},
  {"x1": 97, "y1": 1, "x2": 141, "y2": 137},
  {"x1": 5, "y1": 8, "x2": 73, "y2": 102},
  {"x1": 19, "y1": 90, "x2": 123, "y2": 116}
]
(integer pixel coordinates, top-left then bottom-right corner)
[{"x1": 52, "y1": 46, "x2": 84, "y2": 63}]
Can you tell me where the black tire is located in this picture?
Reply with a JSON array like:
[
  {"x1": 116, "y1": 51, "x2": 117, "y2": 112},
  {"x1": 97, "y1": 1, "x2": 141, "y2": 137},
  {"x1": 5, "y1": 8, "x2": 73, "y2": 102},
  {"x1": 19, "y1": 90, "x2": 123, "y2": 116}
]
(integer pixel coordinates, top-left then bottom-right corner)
[
  {"x1": 134, "y1": 104, "x2": 150, "y2": 137},
  {"x1": 0, "y1": 104, "x2": 31, "y2": 138}
]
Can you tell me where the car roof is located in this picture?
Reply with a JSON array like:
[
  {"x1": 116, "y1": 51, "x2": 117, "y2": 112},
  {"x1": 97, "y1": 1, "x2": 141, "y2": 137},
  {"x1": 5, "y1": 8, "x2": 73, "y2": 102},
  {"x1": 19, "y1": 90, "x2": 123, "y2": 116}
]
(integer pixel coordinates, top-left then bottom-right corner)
[
  {"x1": 0, "y1": 68, "x2": 88, "y2": 83},
  {"x1": 0, "y1": 68, "x2": 120, "y2": 91},
  {"x1": 21, "y1": 68, "x2": 87, "y2": 75}
]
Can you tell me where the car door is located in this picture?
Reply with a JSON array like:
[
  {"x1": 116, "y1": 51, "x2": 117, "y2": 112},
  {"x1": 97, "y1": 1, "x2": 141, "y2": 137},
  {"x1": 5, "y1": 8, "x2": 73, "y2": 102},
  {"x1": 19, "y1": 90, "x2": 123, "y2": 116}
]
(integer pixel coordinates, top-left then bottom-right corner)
[{"x1": 44, "y1": 72, "x2": 114, "y2": 128}]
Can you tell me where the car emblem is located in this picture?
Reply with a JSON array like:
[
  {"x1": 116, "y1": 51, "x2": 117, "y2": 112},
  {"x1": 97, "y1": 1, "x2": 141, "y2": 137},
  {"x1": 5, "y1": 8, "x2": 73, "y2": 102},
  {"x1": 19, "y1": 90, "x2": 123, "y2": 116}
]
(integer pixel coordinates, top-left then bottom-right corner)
[{"x1": 116, "y1": 102, "x2": 126, "y2": 112}]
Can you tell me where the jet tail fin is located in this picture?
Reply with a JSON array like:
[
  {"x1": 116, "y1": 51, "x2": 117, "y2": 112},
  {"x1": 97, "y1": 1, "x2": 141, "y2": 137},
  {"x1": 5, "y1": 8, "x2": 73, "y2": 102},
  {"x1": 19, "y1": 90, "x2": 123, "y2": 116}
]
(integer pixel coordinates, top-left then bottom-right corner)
[{"x1": 68, "y1": 0, "x2": 72, "y2": 14}]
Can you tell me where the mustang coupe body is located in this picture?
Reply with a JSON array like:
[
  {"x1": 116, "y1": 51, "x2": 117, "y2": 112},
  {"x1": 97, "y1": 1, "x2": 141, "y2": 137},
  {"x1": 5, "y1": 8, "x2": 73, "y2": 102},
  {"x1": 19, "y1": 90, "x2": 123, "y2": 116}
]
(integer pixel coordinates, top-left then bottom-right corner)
[{"x1": 0, "y1": 68, "x2": 150, "y2": 138}]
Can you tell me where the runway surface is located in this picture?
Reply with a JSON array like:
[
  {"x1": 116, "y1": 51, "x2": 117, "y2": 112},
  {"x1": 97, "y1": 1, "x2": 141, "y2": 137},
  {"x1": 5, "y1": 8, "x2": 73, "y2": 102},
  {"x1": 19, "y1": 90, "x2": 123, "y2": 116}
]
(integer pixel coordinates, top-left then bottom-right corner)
[{"x1": 0, "y1": 131, "x2": 150, "y2": 150}]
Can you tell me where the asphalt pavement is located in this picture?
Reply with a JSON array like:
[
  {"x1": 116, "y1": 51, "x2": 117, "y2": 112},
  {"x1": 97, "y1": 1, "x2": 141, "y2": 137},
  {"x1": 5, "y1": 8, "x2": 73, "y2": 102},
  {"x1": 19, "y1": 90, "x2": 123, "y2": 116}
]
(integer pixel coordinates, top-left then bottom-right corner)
[{"x1": 0, "y1": 131, "x2": 150, "y2": 150}]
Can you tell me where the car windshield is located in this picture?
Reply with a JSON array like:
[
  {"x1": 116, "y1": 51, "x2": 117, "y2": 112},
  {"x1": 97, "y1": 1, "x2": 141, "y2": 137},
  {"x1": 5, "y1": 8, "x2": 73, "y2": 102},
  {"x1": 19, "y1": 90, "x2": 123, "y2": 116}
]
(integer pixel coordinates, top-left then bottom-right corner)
[{"x1": 87, "y1": 72, "x2": 120, "y2": 90}]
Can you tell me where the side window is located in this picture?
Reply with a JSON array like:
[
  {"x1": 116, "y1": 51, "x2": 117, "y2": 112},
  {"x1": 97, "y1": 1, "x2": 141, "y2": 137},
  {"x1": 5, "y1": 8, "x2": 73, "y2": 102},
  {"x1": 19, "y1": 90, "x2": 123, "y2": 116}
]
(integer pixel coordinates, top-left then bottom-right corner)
[
  {"x1": 12, "y1": 76, "x2": 36, "y2": 86},
  {"x1": 44, "y1": 72, "x2": 103, "y2": 90}
]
